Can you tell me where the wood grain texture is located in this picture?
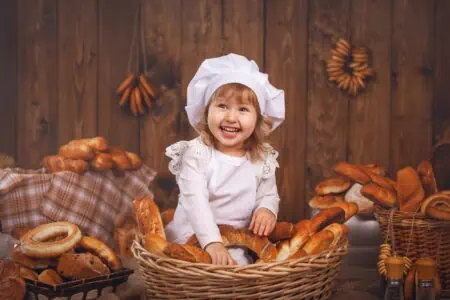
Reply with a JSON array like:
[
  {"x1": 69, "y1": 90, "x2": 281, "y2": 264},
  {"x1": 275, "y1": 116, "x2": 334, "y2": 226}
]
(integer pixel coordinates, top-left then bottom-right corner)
[
  {"x1": 348, "y1": 0, "x2": 391, "y2": 172},
  {"x1": 0, "y1": 0, "x2": 17, "y2": 158},
  {"x1": 306, "y1": 0, "x2": 351, "y2": 199},
  {"x1": 98, "y1": 0, "x2": 140, "y2": 153},
  {"x1": 433, "y1": 0, "x2": 450, "y2": 144},
  {"x1": 391, "y1": 0, "x2": 435, "y2": 171},
  {"x1": 58, "y1": 0, "x2": 98, "y2": 145},
  {"x1": 180, "y1": 0, "x2": 223, "y2": 139},
  {"x1": 266, "y1": 0, "x2": 308, "y2": 222},
  {"x1": 222, "y1": 0, "x2": 263, "y2": 66},
  {"x1": 17, "y1": 0, "x2": 58, "y2": 168},
  {"x1": 140, "y1": 0, "x2": 183, "y2": 209}
]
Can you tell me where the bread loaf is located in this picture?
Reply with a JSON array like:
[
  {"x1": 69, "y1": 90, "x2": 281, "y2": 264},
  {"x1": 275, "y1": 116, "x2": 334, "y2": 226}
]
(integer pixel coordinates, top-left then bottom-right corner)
[
  {"x1": 125, "y1": 151, "x2": 143, "y2": 169},
  {"x1": 133, "y1": 196, "x2": 166, "y2": 240},
  {"x1": 38, "y1": 269, "x2": 63, "y2": 286},
  {"x1": 163, "y1": 243, "x2": 211, "y2": 264},
  {"x1": 143, "y1": 233, "x2": 168, "y2": 257},
  {"x1": 114, "y1": 226, "x2": 137, "y2": 258},
  {"x1": 397, "y1": 167, "x2": 425, "y2": 212},
  {"x1": 310, "y1": 207, "x2": 346, "y2": 232},
  {"x1": 90, "y1": 152, "x2": 114, "y2": 171},
  {"x1": 328, "y1": 201, "x2": 359, "y2": 221},
  {"x1": 108, "y1": 148, "x2": 133, "y2": 170},
  {"x1": 420, "y1": 193, "x2": 450, "y2": 220},
  {"x1": 314, "y1": 177, "x2": 351, "y2": 195},
  {"x1": 416, "y1": 160, "x2": 438, "y2": 197},
  {"x1": 360, "y1": 183, "x2": 397, "y2": 208},
  {"x1": 302, "y1": 230, "x2": 334, "y2": 255},
  {"x1": 268, "y1": 221, "x2": 295, "y2": 243},
  {"x1": 361, "y1": 164, "x2": 386, "y2": 176},
  {"x1": 79, "y1": 236, "x2": 122, "y2": 271},
  {"x1": 323, "y1": 223, "x2": 349, "y2": 246},
  {"x1": 59, "y1": 140, "x2": 95, "y2": 160},
  {"x1": 0, "y1": 261, "x2": 25, "y2": 300},
  {"x1": 81, "y1": 136, "x2": 109, "y2": 152},
  {"x1": 57, "y1": 253, "x2": 110, "y2": 280},
  {"x1": 275, "y1": 220, "x2": 313, "y2": 261},
  {"x1": 333, "y1": 162, "x2": 371, "y2": 184},
  {"x1": 43, "y1": 155, "x2": 89, "y2": 174},
  {"x1": 309, "y1": 194, "x2": 344, "y2": 209}
]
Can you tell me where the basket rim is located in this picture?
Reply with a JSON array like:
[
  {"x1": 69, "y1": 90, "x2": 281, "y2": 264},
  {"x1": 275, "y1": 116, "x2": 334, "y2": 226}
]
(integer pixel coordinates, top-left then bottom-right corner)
[
  {"x1": 131, "y1": 238, "x2": 349, "y2": 272},
  {"x1": 374, "y1": 204, "x2": 450, "y2": 225}
]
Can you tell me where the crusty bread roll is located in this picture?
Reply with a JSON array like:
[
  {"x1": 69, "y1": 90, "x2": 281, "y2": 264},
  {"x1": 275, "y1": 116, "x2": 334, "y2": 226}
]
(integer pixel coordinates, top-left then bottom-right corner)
[
  {"x1": 108, "y1": 148, "x2": 133, "y2": 170},
  {"x1": 125, "y1": 151, "x2": 143, "y2": 169},
  {"x1": 81, "y1": 136, "x2": 109, "y2": 152},
  {"x1": 79, "y1": 236, "x2": 122, "y2": 271},
  {"x1": 10, "y1": 247, "x2": 57, "y2": 270},
  {"x1": 364, "y1": 170, "x2": 396, "y2": 192},
  {"x1": 309, "y1": 194, "x2": 345, "y2": 209},
  {"x1": 38, "y1": 269, "x2": 63, "y2": 286},
  {"x1": 268, "y1": 221, "x2": 295, "y2": 243},
  {"x1": 302, "y1": 230, "x2": 335, "y2": 255},
  {"x1": 90, "y1": 152, "x2": 114, "y2": 171},
  {"x1": 59, "y1": 140, "x2": 95, "y2": 160},
  {"x1": 161, "y1": 208, "x2": 175, "y2": 226},
  {"x1": 333, "y1": 162, "x2": 371, "y2": 184},
  {"x1": 310, "y1": 207, "x2": 346, "y2": 233},
  {"x1": 133, "y1": 196, "x2": 166, "y2": 240},
  {"x1": 163, "y1": 243, "x2": 211, "y2": 264},
  {"x1": 361, "y1": 164, "x2": 386, "y2": 176},
  {"x1": 361, "y1": 183, "x2": 397, "y2": 208},
  {"x1": 420, "y1": 193, "x2": 450, "y2": 220},
  {"x1": 19, "y1": 267, "x2": 39, "y2": 281},
  {"x1": 57, "y1": 253, "x2": 110, "y2": 280},
  {"x1": 314, "y1": 177, "x2": 351, "y2": 195},
  {"x1": 417, "y1": 160, "x2": 438, "y2": 197},
  {"x1": 42, "y1": 155, "x2": 89, "y2": 174},
  {"x1": 323, "y1": 223, "x2": 349, "y2": 246},
  {"x1": 0, "y1": 261, "x2": 26, "y2": 300},
  {"x1": 328, "y1": 201, "x2": 359, "y2": 221},
  {"x1": 143, "y1": 233, "x2": 168, "y2": 257},
  {"x1": 275, "y1": 220, "x2": 313, "y2": 261},
  {"x1": 397, "y1": 167, "x2": 425, "y2": 212}
]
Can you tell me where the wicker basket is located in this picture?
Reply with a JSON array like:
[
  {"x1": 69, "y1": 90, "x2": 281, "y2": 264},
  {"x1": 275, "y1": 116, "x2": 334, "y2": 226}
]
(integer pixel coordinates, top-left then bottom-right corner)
[
  {"x1": 131, "y1": 239, "x2": 348, "y2": 300},
  {"x1": 374, "y1": 205, "x2": 450, "y2": 297}
]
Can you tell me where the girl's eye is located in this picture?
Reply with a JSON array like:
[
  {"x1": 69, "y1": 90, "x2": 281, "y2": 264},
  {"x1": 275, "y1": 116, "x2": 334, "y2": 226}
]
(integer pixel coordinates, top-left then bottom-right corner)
[
  {"x1": 217, "y1": 104, "x2": 227, "y2": 109},
  {"x1": 239, "y1": 107, "x2": 250, "y2": 112}
]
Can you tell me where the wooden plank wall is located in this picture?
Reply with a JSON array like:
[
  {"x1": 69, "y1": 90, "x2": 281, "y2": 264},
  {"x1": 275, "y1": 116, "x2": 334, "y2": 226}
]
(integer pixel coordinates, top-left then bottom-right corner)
[{"x1": 1, "y1": 0, "x2": 449, "y2": 222}]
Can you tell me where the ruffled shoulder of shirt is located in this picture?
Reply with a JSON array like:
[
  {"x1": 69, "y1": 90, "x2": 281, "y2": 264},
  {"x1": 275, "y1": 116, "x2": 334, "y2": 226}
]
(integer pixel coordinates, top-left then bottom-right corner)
[
  {"x1": 165, "y1": 137, "x2": 212, "y2": 175},
  {"x1": 254, "y1": 143, "x2": 280, "y2": 179}
]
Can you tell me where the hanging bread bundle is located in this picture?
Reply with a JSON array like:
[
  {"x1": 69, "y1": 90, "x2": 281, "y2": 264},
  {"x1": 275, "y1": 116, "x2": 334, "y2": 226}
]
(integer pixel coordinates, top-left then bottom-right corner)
[
  {"x1": 133, "y1": 196, "x2": 351, "y2": 264},
  {"x1": 326, "y1": 38, "x2": 375, "y2": 96},
  {"x1": 116, "y1": 73, "x2": 157, "y2": 116},
  {"x1": 41, "y1": 136, "x2": 143, "y2": 174},
  {"x1": 8, "y1": 222, "x2": 122, "y2": 287}
]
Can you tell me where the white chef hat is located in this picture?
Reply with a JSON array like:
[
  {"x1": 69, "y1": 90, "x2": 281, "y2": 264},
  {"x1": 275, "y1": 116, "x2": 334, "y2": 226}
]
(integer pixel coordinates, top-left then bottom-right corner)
[{"x1": 186, "y1": 53, "x2": 285, "y2": 132}]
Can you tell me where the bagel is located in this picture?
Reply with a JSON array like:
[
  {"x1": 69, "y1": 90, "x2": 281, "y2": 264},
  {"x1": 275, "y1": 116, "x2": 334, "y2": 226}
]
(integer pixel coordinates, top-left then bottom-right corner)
[
  {"x1": 19, "y1": 222, "x2": 82, "y2": 259},
  {"x1": 78, "y1": 236, "x2": 122, "y2": 271}
]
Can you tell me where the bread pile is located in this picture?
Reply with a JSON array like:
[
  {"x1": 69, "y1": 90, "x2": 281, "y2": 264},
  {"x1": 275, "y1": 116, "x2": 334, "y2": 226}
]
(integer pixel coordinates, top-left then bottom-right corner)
[
  {"x1": 133, "y1": 196, "x2": 352, "y2": 264},
  {"x1": 309, "y1": 161, "x2": 450, "y2": 221},
  {"x1": 9, "y1": 221, "x2": 122, "y2": 287},
  {"x1": 0, "y1": 259, "x2": 26, "y2": 300},
  {"x1": 41, "y1": 136, "x2": 142, "y2": 174},
  {"x1": 308, "y1": 162, "x2": 384, "y2": 215}
]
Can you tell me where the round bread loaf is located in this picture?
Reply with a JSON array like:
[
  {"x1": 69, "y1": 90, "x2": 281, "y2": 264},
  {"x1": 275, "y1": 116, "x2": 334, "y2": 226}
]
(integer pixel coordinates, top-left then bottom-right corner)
[
  {"x1": 333, "y1": 162, "x2": 371, "y2": 184},
  {"x1": 57, "y1": 253, "x2": 111, "y2": 280},
  {"x1": 309, "y1": 194, "x2": 345, "y2": 209},
  {"x1": 314, "y1": 177, "x2": 352, "y2": 195}
]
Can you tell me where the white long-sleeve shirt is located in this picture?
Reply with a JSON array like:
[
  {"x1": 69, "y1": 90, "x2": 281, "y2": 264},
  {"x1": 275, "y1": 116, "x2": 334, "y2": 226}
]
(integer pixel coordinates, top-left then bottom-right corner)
[{"x1": 164, "y1": 137, "x2": 280, "y2": 264}]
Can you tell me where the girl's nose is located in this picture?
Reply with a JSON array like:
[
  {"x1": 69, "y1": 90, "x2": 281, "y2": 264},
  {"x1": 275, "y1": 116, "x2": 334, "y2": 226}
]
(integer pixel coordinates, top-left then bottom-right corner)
[{"x1": 225, "y1": 109, "x2": 238, "y2": 122}]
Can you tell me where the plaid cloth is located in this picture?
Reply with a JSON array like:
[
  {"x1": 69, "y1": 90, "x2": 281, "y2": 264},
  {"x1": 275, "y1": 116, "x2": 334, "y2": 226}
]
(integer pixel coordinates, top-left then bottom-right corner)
[{"x1": 0, "y1": 166, "x2": 156, "y2": 248}]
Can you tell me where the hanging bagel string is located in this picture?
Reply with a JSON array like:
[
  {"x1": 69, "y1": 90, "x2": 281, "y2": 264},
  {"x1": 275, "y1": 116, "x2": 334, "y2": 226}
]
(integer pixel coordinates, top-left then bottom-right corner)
[
  {"x1": 115, "y1": 1, "x2": 157, "y2": 116},
  {"x1": 326, "y1": 38, "x2": 375, "y2": 96}
]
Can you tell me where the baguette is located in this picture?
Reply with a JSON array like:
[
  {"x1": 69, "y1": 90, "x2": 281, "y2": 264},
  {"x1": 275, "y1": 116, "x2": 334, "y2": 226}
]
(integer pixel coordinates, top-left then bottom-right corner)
[
  {"x1": 302, "y1": 230, "x2": 334, "y2": 255},
  {"x1": 360, "y1": 183, "x2": 397, "y2": 208},
  {"x1": 310, "y1": 207, "x2": 346, "y2": 232},
  {"x1": 163, "y1": 243, "x2": 211, "y2": 264},
  {"x1": 333, "y1": 162, "x2": 371, "y2": 184},
  {"x1": 275, "y1": 220, "x2": 313, "y2": 261},
  {"x1": 133, "y1": 196, "x2": 166, "y2": 240}
]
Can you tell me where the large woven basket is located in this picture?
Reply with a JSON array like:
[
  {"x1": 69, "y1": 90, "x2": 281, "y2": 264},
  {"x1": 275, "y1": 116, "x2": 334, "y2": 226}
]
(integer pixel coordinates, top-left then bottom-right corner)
[
  {"x1": 131, "y1": 239, "x2": 348, "y2": 299},
  {"x1": 374, "y1": 205, "x2": 450, "y2": 297}
]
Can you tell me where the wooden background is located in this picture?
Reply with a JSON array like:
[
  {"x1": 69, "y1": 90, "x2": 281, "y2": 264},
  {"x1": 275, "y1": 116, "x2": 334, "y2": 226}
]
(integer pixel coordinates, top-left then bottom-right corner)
[{"x1": 1, "y1": 0, "x2": 449, "y2": 223}]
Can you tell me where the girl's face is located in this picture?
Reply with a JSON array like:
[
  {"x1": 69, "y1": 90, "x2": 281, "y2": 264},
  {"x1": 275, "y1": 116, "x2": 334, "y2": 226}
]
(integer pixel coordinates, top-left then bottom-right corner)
[{"x1": 207, "y1": 90, "x2": 258, "y2": 156}]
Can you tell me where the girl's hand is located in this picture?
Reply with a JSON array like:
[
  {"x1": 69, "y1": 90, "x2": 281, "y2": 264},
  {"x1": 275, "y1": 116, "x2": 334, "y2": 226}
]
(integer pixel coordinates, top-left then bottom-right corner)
[
  {"x1": 205, "y1": 242, "x2": 236, "y2": 265},
  {"x1": 249, "y1": 208, "x2": 276, "y2": 236}
]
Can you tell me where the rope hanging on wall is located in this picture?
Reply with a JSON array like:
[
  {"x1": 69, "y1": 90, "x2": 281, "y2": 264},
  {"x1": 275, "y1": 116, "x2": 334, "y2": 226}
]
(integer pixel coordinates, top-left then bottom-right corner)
[
  {"x1": 115, "y1": 2, "x2": 157, "y2": 116},
  {"x1": 326, "y1": 38, "x2": 375, "y2": 96}
]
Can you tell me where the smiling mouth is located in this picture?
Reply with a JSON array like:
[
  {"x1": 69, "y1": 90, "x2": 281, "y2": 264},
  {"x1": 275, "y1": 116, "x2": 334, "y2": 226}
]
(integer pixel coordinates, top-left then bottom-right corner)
[{"x1": 220, "y1": 126, "x2": 240, "y2": 133}]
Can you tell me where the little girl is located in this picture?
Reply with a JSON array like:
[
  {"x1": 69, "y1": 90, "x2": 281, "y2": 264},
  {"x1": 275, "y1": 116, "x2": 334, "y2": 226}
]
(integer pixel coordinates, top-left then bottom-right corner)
[{"x1": 165, "y1": 53, "x2": 285, "y2": 265}]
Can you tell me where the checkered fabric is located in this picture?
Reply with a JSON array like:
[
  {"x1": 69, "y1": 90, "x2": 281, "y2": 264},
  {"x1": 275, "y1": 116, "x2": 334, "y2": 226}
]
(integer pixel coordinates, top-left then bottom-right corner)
[{"x1": 0, "y1": 166, "x2": 156, "y2": 248}]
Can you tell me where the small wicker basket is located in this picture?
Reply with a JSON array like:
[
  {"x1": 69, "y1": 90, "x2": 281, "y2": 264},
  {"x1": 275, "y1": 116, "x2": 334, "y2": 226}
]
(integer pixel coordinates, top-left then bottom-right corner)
[
  {"x1": 131, "y1": 239, "x2": 348, "y2": 300},
  {"x1": 374, "y1": 205, "x2": 450, "y2": 297}
]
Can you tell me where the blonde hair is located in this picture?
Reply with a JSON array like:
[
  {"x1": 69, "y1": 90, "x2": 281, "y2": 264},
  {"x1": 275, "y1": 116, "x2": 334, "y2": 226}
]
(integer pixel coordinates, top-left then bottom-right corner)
[{"x1": 195, "y1": 83, "x2": 273, "y2": 162}]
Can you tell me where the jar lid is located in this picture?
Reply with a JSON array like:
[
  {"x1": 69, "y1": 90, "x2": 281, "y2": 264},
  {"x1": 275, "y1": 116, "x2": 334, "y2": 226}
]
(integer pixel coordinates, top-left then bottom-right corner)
[
  {"x1": 385, "y1": 256, "x2": 404, "y2": 279},
  {"x1": 416, "y1": 258, "x2": 436, "y2": 281}
]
